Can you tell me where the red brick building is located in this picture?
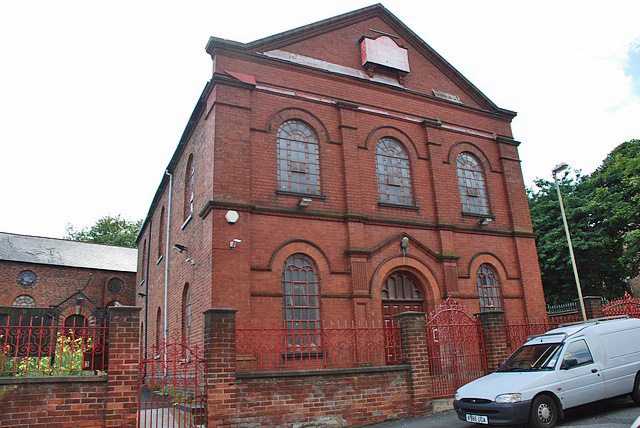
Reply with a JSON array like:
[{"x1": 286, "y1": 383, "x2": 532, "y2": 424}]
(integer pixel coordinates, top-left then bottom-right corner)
[
  {"x1": 136, "y1": 4, "x2": 546, "y2": 351},
  {"x1": 0, "y1": 232, "x2": 136, "y2": 325}
]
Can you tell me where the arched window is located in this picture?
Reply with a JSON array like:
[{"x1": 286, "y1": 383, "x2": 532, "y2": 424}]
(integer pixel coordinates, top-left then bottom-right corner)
[
  {"x1": 376, "y1": 138, "x2": 413, "y2": 205},
  {"x1": 156, "y1": 307, "x2": 162, "y2": 352},
  {"x1": 182, "y1": 284, "x2": 191, "y2": 345},
  {"x1": 456, "y1": 153, "x2": 489, "y2": 215},
  {"x1": 12, "y1": 295, "x2": 35, "y2": 308},
  {"x1": 381, "y1": 272, "x2": 424, "y2": 322},
  {"x1": 477, "y1": 264, "x2": 501, "y2": 311},
  {"x1": 64, "y1": 314, "x2": 87, "y2": 338},
  {"x1": 276, "y1": 120, "x2": 321, "y2": 195},
  {"x1": 184, "y1": 154, "x2": 195, "y2": 220},
  {"x1": 157, "y1": 206, "x2": 165, "y2": 259},
  {"x1": 282, "y1": 254, "x2": 320, "y2": 348}
]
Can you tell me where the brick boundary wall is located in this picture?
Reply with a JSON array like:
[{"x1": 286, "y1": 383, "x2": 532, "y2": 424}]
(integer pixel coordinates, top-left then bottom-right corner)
[
  {"x1": 235, "y1": 366, "x2": 411, "y2": 426},
  {"x1": 0, "y1": 306, "x2": 141, "y2": 427},
  {"x1": 0, "y1": 376, "x2": 107, "y2": 427}
]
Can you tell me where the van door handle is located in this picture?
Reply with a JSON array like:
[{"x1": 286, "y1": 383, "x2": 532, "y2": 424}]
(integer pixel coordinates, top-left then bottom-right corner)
[{"x1": 591, "y1": 369, "x2": 598, "y2": 373}]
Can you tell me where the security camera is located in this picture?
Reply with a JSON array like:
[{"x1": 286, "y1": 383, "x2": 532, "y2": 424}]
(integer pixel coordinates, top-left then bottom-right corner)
[{"x1": 229, "y1": 239, "x2": 242, "y2": 249}]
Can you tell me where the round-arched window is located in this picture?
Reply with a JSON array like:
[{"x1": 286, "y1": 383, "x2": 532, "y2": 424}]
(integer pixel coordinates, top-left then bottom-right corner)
[
  {"x1": 456, "y1": 152, "x2": 489, "y2": 215},
  {"x1": 376, "y1": 138, "x2": 413, "y2": 205},
  {"x1": 12, "y1": 295, "x2": 36, "y2": 308},
  {"x1": 477, "y1": 264, "x2": 501, "y2": 311}
]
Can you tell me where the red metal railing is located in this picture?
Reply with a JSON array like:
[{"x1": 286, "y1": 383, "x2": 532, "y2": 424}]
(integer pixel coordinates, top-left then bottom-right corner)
[
  {"x1": 236, "y1": 320, "x2": 403, "y2": 372},
  {"x1": 0, "y1": 316, "x2": 107, "y2": 376},
  {"x1": 505, "y1": 315, "x2": 582, "y2": 354},
  {"x1": 603, "y1": 292, "x2": 640, "y2": 318},
  {"x1": 138, "y1": 336, "x2": 206, "y2": 428}
]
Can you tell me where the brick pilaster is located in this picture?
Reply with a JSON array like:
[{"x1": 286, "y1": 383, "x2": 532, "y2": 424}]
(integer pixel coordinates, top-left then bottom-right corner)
[
  {"x1": 106, "y1": 306, "x2": 141, "y2": 427},
  {"x1": 581, "y1": 296, "x2": 604, "y2": 319},
  {"x1": 477, "y1": 311, "x2": 509, "y2": 373},
  {"x1": 393, "y1": 311, "x2": 432, "y2": 415},
  {"x1": 204, "y1": 308, "x2": 237, "y2": 426}
]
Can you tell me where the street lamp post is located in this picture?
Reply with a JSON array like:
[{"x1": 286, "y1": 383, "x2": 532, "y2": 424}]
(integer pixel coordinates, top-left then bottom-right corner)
[{"x1": 552, "y1": 163, "x2": 587, "y2": 321}]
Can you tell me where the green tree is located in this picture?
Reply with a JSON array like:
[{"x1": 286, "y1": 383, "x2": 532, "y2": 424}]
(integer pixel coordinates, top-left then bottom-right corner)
[
  {"x1": 582, "y1": 140, "x2": 640, "y2": 279},
  {"x1": 66, "y1": 214, "x2": 142, "y2": 248},
  {"x1": 529, "y1": 140, "x2": 639, "y2": 303}
]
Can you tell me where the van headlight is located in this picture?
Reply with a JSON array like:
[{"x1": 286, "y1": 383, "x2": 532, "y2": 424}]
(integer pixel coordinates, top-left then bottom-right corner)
[
  {"x1": 495, "y1": 393, "x2": 522, "y2": 403},
  {"x1": 455, "y1": 392, "x2": 461, "y2": 401}
]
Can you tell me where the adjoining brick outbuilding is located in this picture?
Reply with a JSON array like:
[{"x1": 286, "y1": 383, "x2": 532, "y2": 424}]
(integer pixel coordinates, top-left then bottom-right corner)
[
  {"x1": 0, "y1": 231, "x2": 136, "y2": 325},
  {"x1": 137, "y1": 4, "x2": 547, "y2": 352}
]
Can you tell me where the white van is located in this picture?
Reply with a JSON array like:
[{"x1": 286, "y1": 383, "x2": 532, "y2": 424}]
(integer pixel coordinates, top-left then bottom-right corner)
[{"x1": 454, "y1": 317, "x2": 640, "y2": 428}]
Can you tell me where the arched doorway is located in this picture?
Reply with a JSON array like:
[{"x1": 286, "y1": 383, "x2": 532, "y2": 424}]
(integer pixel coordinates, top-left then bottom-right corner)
[{"x1": 381, "y1": 271, "x2": 425, "y2": 323}]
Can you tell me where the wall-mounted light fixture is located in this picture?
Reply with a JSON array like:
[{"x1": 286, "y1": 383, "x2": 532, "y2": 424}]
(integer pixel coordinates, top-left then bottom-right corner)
[
  {"x1": 225, "y1": 210, "x2": 239, "y2": 224},
  {"x1": 478, "y1": 217, "x2": 493, "y2": 226},
  {"x1": 297, "y1": 197, "x2": 312, "y2": 208},
  {"x1": 400, "y1": 236, "x2": 410, "y2": 257},
  {"x1": 172, "y1": 244, "x2": 188, "y2": 253},
  {"x1": 230, "y1": 239, "x2": 242, "y2": 249}
]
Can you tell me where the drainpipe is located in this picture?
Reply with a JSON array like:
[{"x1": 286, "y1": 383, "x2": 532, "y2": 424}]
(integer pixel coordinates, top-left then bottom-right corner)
[
  {"x1": 164, "y1": 170, "x2": 173, "y2": 348},
  {"x1": 144, "y1": 219, "x2": 152, "y2": 360}
]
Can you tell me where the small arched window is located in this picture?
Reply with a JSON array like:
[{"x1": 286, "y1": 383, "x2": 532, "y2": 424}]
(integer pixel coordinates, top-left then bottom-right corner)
[
  {"x1": 182, "y1": 284, "x2": 191, "y2": 345},
  {"x1": 157, "y1": 206, "x2": 165, "y2": 259},
  {"x1": 477, "y1": 264, "x2": 501, "y2": 311},
  {"x1": 376, "y1": 138, "x2": 413, "y2": 205},
  {"x1": 184, "y1": 154, "x2": 195, "y2": 220},
  {"x1": 282, "y1": 254, "x2": 320, "y2": 347},
  {"x1": 276, "y1": 120, "x2": 321, "y2": 195},
  {"x1": 456, "y1": 153, "x2": 489, "y2": 215},
  {"x1": 12, "y1": 295, "x2": 36, "y2": 308},
  {"x1": 141, "y1": 239, "x2": 147, "y2": 284}
]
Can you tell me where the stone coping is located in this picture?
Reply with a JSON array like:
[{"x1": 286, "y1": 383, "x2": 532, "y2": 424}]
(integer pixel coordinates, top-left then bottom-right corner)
[
  {"x1": 236, "y1": 364, "x2": 410, "y2": 379},
  {"x1": 0, "y1": 375, "x2": 107, "y2": 385}
]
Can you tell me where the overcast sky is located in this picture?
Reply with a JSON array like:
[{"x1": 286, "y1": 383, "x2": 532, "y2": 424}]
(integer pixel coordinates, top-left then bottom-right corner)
[{"x1": 1, "y1": 1, "x2": 639, "y2": 239}]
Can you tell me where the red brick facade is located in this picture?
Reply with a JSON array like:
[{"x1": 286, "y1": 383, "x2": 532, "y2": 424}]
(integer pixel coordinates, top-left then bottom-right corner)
[
  {"x1": 137, "y1": 5, "x2": 547, "y2": 353},
  {"x1": 0, "y1": 259, "x2": 135, "y2": 323}
]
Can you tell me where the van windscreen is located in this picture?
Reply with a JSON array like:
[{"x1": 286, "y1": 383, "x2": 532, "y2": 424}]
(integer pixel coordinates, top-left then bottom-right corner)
[{"x1": 498, "y1": 343, "x2": 563, "y2": 372}]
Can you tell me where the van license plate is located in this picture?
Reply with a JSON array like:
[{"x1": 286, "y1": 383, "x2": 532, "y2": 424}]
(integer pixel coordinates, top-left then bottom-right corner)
[{"x1": 466, "y1": 414, "x2": 488, "y2": 424}]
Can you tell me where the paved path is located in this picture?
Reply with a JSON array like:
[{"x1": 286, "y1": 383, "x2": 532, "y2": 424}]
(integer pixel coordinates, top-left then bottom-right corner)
[{"x1": 369, "y1": 397, "x2": 640, "y2": 428}]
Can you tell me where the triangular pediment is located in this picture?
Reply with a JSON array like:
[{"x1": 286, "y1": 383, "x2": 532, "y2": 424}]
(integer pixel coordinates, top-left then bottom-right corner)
[{"x1": 207, "y1": 4, "x2": 511, "y2": 115}]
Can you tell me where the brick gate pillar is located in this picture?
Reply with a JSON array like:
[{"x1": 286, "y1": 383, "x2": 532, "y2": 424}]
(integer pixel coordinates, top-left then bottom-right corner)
[
  {"x1": 580, "y1": 296, "x2": 604, "y2": 319},
  {"x1": 204, "y1": 308, "x2": 237, "y2": 427},
  {"x1": 106, "y1": 306, "x2": 141, "y2": 427},
  {"x1": 477, "y1": 311, "x2": 509, "y2": 373},
  {"x1": 393, "y1": 311, "x2": 432, "y2": 415}
]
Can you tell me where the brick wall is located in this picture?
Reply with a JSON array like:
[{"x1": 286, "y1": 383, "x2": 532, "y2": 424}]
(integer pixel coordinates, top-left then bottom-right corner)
[
  {"x1": 0, "y1": 259, "x2": 135, "y2": 319},
  {"x1": 137, "y1": 7, "x2": 547, "y2": 354},
  {"x1": 0, "y1": 377, "x2": 107, "y2": 427},
  {"x1": 0, "y1": 306, "x2": 141, "y2": 427},
  {"x1": 235, "y1": 367, "x2": 411, "y2": 426}
]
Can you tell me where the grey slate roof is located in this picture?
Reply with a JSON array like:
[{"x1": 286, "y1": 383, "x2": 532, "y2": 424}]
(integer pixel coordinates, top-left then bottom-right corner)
[{"x1": 0, "y1": 232, "x2": 137, "y2": 273}]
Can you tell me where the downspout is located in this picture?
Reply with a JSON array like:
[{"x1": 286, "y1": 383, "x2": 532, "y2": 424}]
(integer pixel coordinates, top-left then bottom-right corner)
[
  {"x1": 144, "y1": 219, "x2": 152, "y2": 360},
  {"x1": 164, "y1": 170, "x2": 173, "y2": 348}
]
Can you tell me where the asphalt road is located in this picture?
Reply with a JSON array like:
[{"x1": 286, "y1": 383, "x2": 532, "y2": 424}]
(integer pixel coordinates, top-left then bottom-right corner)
[{"x1": 369, "y1": 397, "x2": 640, "y2": 428}]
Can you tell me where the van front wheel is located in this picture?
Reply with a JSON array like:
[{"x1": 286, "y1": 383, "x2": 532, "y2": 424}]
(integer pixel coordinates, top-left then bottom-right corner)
[
  {"x1": 528, "y1": 395, "x2": 558, "y2": 428},
  {"x1": 632, "y1": 374, "x2": 640, "y2": 406}
]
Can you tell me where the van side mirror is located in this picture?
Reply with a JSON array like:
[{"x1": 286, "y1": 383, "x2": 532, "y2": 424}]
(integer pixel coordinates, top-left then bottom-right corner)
[{"x1": 561, "y1": 358, "x2": 578, "y2": 370}]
